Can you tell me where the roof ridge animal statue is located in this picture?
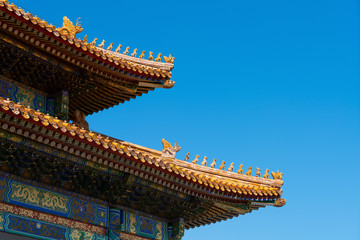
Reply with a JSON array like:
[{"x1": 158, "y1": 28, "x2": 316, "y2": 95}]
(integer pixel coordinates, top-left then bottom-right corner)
[
  {"x1": 184, "y1": 152, "x2": 190, "y2": 162},
  {"x1": 98, "y1": 40, "x2": 105, "y2": 48},
  {"x1": 155, "y1": 53, "x2": 162, "y2": 62},
  {"x1": 192, "y1": 155, "x2": 199, "y2": 164},
  {"x1": 164, "y1": 54, "x2": 175, "y2": 64},
  {"x1": 263, "y1": 169, "x2": 269, "y2": 178},
  {"x1": 246, "y1": 167, "x2": 252, "y2": 176},
  {"x1": 148, "y1": 51, "x2": 153, "y2": 61},
  {"x1": 57, "y1": 16, "x2": 83, "y2": 38},
  {"x1": 219, "y1": 161, "x2": 226, "y2": 170},
  {"x1": 107, "y1": 43, "x2": 114, "y2": 50},
  {"x1": 255, "y1": 167, "x2": 261, "y2": 177},
  {"x1": 210, "y1": 159, "x2": 216, "y2": 168},
  {"x1": 89, "y1": 38, "x2": 97, "y2": 47},
  {"x1": 123, "y1": 47, "x2": 130, "y2": 55},
  {"x1": 271, "y1": 170, "x2": 283, "y2": 180},
  {"x1": 237, "y1": 164, "x2": 243, "y2": 174},
  {"x1": 139, "y1": 50, "x2": 146, "y2": 59},
  {"x1": 228, "y1": 162, "x2": 234, "y2": 172},
  {"x1": 131, "y1": 48, "x2": 138, "y2": 57},
  {"x1": 161, "y1": 139, "x2": 181, "y2": 158},
  {"x1": 115, "y1": 44, "x2": 122, "y2": 53},
  {"x1": 201, "y1": 156, "x2": 208, "y2": 166}
]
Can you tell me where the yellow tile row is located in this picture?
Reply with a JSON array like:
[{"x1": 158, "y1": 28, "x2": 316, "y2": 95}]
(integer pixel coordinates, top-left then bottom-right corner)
[
  {"x1": 0, "y1": 0, "x2": 172, "y2": 80},
  {"x1": 0, "y1": 98, "x2": 282, "y2": 199}
]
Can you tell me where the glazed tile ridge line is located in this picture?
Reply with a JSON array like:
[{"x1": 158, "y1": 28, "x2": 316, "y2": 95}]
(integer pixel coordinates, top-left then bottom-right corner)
[
  {"x1": 0, "y1": 21, "x2": 142, "y2": 89},
  {"x1": 172, "y1": 158, "x2": 283, "y2": 187},
  {"x1": 0, "y1": 19, "x2": 169, "y2": 87},
  {"x1": 0, "y1": 0, "x2": 173, "y2": 71},
  {"x1": 0, "y1": 99, "x2": 282, "y2": 200},
  {"x1": 0, "y1": 119, "x2": 278, "y2": 203},
  {"x1": 0, "y1": 1, "x2": 174, "y2": 77},
  {"x1": 168, "y1": 158, "x2": 283, "y2": 188},
  {"x1": 0, "y1": 21, "x2": 171, "y2": 86},
  {"x1": 0, "y1": 124, "x2": 268, "y2": 204}
]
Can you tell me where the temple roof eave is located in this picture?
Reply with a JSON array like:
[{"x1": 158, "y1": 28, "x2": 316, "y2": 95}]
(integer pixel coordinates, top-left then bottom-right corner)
[
  {"x1": 0, "y1": 98, "x2": 285, "y2": 206},
  {"x1": 0, "y1": 0, "x2": 174, "y2": 86}
]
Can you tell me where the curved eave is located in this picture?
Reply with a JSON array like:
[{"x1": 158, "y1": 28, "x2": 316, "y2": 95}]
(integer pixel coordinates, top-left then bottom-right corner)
[
  {"x1": 0, "y1": 98, "x2": 285, "y2": 206},
  {"x1": 0, "y1": 0, "x2": 174, "y2": 87}
]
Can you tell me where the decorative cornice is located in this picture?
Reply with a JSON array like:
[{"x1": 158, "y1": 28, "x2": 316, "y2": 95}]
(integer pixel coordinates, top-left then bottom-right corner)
[
  {"x1": 0, "y1": 0, "x2": 174, "y2": 85},
  {"x1": 0, "y1": 97, "x2": 285, "y2": 204}
]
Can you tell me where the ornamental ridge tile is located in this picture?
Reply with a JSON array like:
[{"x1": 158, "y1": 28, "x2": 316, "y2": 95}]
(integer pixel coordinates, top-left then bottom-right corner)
[
  {"x1": 0, "y1": 0, "x2": 174, "y2": 84},
  {"x1": 0, "y1": 96, "x2": 285, "y2": 205}
]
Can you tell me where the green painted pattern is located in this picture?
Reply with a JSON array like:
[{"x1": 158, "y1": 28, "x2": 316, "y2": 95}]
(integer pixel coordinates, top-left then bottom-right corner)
[
  {"x1": 0, "y1": 210, "x2": 106, "y2": 240},
  {"x1": 0, "y1": 77, "x2": 52, "y2": 115},
  {"x1": 122, "y1": 210, "x2": 168, "y2": 240},
  {"x1": 10, "y1": 181, "x2": 69, "y2": 213},
  {"x1": 0, "y1": 174, "x2": 108, "y2": 227}
]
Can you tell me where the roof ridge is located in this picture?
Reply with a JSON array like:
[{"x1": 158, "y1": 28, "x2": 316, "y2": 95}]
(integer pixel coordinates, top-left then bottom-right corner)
[
  {"x1": 0, "y1": 97, "x2": 285, "y2": 194},
  {"x1": 0, "y1": 0, "x2": 175, "y2": 67}
]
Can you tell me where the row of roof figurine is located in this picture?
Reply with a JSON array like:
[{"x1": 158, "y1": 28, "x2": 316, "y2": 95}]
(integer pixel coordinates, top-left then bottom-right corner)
[
  {"x1": 183, "y1": 153, "x2": 283, "y2": 180},
  {"x1": 82, "y1": 35, "x2": 174, "y2": 64},
  {"x1": 55, "y1": 16, "x2": 176, "y2": 64}
]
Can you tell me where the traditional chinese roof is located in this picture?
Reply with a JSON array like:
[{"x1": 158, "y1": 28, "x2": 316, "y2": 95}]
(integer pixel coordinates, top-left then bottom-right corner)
[
  {"x1": 0, "y1": 97, "x2": 286, "y2": 229},
  {"x1": 0, "y1": 0, "x2": 174, "y2": 116}
]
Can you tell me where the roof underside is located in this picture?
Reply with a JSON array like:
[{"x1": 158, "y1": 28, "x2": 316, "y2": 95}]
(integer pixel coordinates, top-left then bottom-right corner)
[{"x1": 0, "y1": 0, "x2": 175, "y2": 116}]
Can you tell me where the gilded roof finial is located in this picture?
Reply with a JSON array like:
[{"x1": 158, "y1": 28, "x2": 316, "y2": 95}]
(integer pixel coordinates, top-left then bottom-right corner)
[
  {"x1": 131, "y1": 48, "x2": 138, "y2": 57},
  {"x1": 155, "y1": 53, "x2": 162, "y2": 62},
  {"x1": 228, "y1": 162, "x2": 234, "y2": 172},
  {"x1": 210, "y1": 159, "x2": 216, "y2": 168},
  {"x1": 184, "y1": 152, "x2": 190, "y2": 161},
  {"x1": 115, "y1": 44, "x2": 122, "y2": 53},
  {"x1": 139, "y1": 51, "x2": 146, "y2": 59},
  {"x1": 123, "y1": 47, "x2": 130, "y2": 55},
  {"x1": 246, "y1": 167, "x2": 252, "y2": 176},
  {"x1": 237, "y1": 164, "x2": 243, "y2": 174},
  {"x1": 107, "y1": 43, "x2": 114, "y2": 50},
  {"x1": 57, "y1": 16, "x2": 83, "y2": 38},
  {"x1": 98, "y1": 40, "x2": 106, "y2": 49},
  {"x1": 164, "y1": 54, "x2": 175, "y2": 64},
  {"x1": 148, "y1": 51, "x2": 153, "y2": 61},
  {"x1": 263, "y1": 169, "x2": 269, "y2": 179},
  {"x1": 271, "y1": 170, "x2": 283, "y2": 180},
  {"x1": 161, "y1": 139, "x2": 181, "y2": 158},
  {"x1": 192, "y1": 155, "x2": 199, "y2": 164},
  {"x1": 201, "y1": 156, "x2": 208, "y2": 166},
  {"x1": 255, "y1": 167, "x2": 261, "y2": 177},
  {"x1": 90, "y1": 38, "x2": 97, "y2": 47},
  {"x1": 219, "y1": 161, "x2": 225, "y2": 170}
]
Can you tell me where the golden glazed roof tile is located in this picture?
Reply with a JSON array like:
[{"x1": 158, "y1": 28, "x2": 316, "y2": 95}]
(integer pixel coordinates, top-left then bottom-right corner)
[
  {"x1": 0, "y1": 0, "x2": 174, "y2": 84},
  {"x1": 0, "y1": 97, "x2": 285, "y2": 205}
]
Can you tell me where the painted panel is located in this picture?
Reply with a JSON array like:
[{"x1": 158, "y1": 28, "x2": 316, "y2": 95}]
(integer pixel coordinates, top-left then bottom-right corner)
[
  {"x1": 0, "y1": 77, "x2": 54, "y2": 116},
  {"x1": 0, "y1": 201, "x2": 105, "y2": 235},
  {"x1": 46, "y1": 98, "x2": 55, "y2": 117},
  {"x1": 109, "y1": 209, "x2": 121, "y2": 240},
  {"x1": 122, "y1": 211, "x2": 168, "y2": 240},
  {"x1": 0, "y1": 211, "x2": 106, "y2": 240},
  {"x1": 0, "y1": 175, "x2": 108, "y2": 227},
  {"x1": 10, "y1": 180, "x2": 70, "y2": 215}
]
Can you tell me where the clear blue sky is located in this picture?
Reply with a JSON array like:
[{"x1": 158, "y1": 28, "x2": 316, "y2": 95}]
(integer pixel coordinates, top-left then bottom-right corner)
[{"x1": 20, "y1": 0, "x2": 360, "y2": 239}]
